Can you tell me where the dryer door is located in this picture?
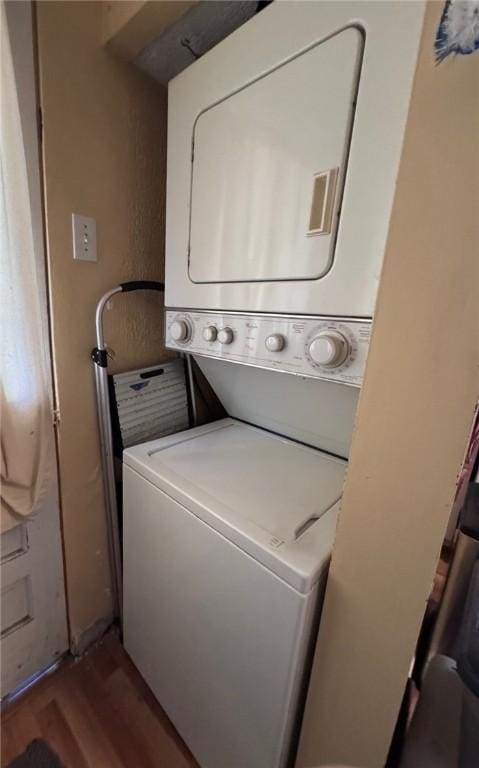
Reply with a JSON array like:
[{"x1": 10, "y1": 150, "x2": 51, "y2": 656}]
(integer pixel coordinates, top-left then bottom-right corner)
[{"x1": 188, "y1": 27, "x2": 362, "y2": 285}]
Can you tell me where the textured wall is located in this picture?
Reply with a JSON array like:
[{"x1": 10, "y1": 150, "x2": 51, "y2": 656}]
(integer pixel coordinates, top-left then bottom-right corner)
[
  {"x1": 297, "y1": 3, "x2": 479, "y2": 766},
  {"x1": 36, "y1": 1, "x2": 172, "y2": 647}
]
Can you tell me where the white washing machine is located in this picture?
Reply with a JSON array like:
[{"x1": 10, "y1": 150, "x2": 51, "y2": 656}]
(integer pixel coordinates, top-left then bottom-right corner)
[
  {"x1": 123, "y1": 419, "x2": 346, "y2": 768},
  {"x1": 124, "y1": 3, "x2": 426, "y2": 766}
]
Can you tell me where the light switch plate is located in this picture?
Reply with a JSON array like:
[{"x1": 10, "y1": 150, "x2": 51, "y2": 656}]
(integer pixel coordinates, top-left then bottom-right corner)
[{"x1": 72, "y1": 213, "x2": 97, "y2": 261}]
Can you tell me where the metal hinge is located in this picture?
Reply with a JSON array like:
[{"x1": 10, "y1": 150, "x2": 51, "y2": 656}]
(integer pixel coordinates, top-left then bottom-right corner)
[{"x1": 53, "y1": 408, "x2": 61, "y2": 427}]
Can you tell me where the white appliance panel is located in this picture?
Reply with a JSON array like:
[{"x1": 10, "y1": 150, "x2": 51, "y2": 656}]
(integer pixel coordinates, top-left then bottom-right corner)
[
  {"x1": 166, "y1": 310, "x2": 371, "y2": 387},
  {"x1": 166, "y1": 1, "x2": 425, "y2": 316},
  {"x1": 123, "y1": 464, "x2": 323, "y2": 768},
  {"x1": 189, "y1": 28, "x2": 361, "y2": 284},
  {"x1": 194, "y1": 357, "x2": 359, "y2": 458}
]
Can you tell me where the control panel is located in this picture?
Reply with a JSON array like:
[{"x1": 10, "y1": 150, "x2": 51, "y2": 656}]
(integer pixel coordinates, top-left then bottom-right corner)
[{"x1": 165, "y1": 310, "x2": 371, "y2": 387}]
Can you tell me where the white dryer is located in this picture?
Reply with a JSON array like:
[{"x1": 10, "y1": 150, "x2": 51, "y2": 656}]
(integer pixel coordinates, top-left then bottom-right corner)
[
  {"x1": 123, "y1": 419, "x2": 346, "y2": 768},
  {"x1": 166, "y1": 1, "x2": 425, "y2": 318},
  {"x1": 164, "y1": 0, "x2": 425, "y2": 404}
]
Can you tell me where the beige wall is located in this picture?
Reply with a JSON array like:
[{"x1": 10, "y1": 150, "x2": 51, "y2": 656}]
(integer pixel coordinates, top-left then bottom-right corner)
[
  {"x1": 36, "y1": 1, "x2": 172, "y2": 649},
  {"x1": 298, "y1": 3, "x2": 479, "y2": 767}
]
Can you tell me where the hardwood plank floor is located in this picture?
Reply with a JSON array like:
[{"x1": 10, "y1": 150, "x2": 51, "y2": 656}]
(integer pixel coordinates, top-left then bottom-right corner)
[{"x1": 1, "y1": 632, "x2": 199, "y2": 768}]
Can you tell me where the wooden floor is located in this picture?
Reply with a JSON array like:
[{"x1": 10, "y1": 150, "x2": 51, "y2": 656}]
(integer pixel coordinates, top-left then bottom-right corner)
[{"x1": 1, "y1": 633, "x2": 199, "y2": 768}]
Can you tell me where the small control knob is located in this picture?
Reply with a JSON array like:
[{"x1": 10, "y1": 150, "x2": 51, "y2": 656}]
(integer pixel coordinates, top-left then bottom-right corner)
[
  {"x1": 203, "y1": 325, "x2": 217, "y2": 342},
  {"x1": 217, "y1": 327, "x2": 234, "y2": 345},
  {"x1": 170, "y1": 319, "x2": 189, "y2": 342},
  {"x1": 308, "y1": 331, "x2": 349, "y2": 367},
  {"x1": 265, "y1": 333, "x2": 285, "y2": 352}
]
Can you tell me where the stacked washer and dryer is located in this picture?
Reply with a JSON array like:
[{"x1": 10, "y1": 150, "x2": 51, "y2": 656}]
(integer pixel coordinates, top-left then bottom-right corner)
[{"x1": 123, "y1": 3, "x2": 426, "y2": 768}]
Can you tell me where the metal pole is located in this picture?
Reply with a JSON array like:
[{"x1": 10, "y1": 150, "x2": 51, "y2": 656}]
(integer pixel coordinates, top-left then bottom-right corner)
[{"x1": 92, "y1": 287, "x2": 123, "y2": 621}]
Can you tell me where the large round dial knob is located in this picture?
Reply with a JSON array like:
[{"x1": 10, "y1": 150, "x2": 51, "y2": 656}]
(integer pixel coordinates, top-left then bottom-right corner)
[
  {"x1": 170, "y1": 319, "x2": 190, "y2": 342},
  {"x1": 217, "y1": 327, "x2": 234, "y2": 345},
  {"x1": 203, "y1": 325, "x2": 217, "y2": 342},
  {"x1": 308, "y1": 331, "x2": 349, "y2": 367},
  {"x1": 265, "y1": 333, "x2": 285, "y2": 352}
]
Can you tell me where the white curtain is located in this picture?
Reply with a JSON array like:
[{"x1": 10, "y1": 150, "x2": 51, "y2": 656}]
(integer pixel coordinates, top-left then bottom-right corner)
[{"x1": 1, "y1": 1, "x2": 54, "y2": 531}]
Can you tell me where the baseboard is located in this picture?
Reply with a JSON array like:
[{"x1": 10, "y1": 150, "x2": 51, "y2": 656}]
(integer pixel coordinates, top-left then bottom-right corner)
[{"x1": 70, "y1": 615, "x2": 113, "y2": 656}]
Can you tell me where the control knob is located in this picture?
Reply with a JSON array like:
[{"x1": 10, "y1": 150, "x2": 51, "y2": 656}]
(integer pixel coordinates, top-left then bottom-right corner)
[
  {"x1": 308, "y1": 331, "x2": 349, "y2": 367},
  {"x1": 203, "y1": 325, "x2": 217, "y2": 342},
  {"x1": 265, "y1": 334, "x2": 286, "y2": 352},
  {"x1": 170, "y1": 319, "x2": 190, "y2": 342},
  {"x1": 217, "y1": 327, "x2": 234, "y2": 345}
]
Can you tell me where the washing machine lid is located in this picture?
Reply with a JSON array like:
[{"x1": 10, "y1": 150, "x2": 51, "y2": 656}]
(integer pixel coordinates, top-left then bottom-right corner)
[{"x1": 124, "y1": 418, "x2": 346, "y2": 592}]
